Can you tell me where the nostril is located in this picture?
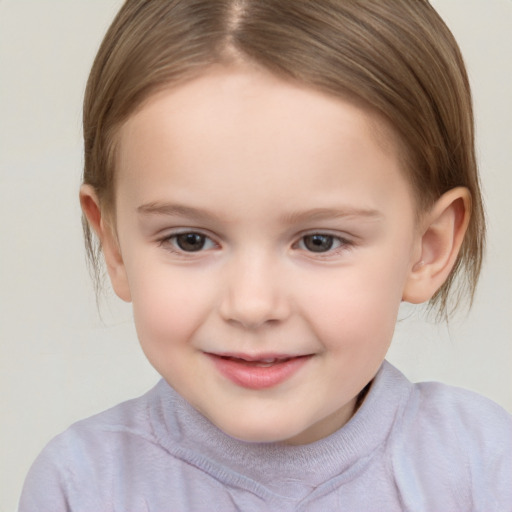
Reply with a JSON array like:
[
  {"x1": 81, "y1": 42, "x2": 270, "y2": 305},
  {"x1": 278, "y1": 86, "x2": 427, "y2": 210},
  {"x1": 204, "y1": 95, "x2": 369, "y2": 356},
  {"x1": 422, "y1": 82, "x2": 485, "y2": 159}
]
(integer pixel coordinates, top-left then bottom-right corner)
[
  {"x1": 225, "y1": 315, "x2": 280, "y2": 330},
  {"x1": 218, "y1": 266, "x2": 291, "y2": 327}
]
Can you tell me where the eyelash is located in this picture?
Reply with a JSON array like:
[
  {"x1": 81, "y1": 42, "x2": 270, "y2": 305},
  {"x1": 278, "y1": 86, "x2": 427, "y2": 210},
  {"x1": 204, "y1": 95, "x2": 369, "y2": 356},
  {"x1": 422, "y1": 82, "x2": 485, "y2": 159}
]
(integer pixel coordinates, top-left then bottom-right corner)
[
  {"x1": 158, "y1": 231, "x2": 218, "y2": 255},
  {"x1": 157, "y1": 231, "x2": 354, "y2": 257},
  {"x1": 294, "y1": 233, "x2": 353, "y2": 256}
]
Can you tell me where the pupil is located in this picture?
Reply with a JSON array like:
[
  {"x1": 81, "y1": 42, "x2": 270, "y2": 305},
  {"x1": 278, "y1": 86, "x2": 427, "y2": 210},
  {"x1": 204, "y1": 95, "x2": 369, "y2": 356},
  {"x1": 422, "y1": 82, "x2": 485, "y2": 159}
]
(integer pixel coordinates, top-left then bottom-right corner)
[
  {"x1": 177, "y1": 233, "x2": 205, "y2": 252},
  {"x1": 304, "y1": 234, "x2": 333, "y2": 252}
]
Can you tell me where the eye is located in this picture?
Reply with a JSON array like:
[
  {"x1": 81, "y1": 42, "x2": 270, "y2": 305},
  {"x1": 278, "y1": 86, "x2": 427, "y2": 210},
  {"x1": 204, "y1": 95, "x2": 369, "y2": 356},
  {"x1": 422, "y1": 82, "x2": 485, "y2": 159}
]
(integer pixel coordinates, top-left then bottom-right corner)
[
  {"x1": 175, "y1": 233, "x2": 207, "y2": 251},
  {"x1": 163, "y1": 232, "x2": 216, "y2": 253},
  {"x1": 302, "y1": 234, "x2": 335, "y2": 252},
  {"x1": 298, "y1": 234, "x2": 350, "y2": 254}
]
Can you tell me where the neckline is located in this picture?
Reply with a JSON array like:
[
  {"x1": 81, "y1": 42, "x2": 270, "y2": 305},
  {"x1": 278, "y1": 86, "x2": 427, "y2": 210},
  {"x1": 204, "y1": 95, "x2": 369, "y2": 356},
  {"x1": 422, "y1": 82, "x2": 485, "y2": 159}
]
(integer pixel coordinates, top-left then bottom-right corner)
[{"x1": 149, "y1": 361, "x2": 412, "y2": 500}]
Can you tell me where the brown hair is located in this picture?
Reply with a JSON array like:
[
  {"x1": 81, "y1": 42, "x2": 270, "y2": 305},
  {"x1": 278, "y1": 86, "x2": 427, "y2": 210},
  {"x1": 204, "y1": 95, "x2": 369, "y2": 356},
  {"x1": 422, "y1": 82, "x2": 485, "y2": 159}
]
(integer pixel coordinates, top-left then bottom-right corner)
[{"x1": 83, "y1": 0, "x2": 485, "y2": 317}]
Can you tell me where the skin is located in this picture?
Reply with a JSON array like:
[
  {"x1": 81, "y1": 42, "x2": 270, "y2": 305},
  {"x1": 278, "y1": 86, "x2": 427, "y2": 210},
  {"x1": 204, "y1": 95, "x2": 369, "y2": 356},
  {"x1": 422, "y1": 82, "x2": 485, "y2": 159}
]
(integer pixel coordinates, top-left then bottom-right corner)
[{"x1": 81, "y1": 62, "x2": 470, "y2": 445}]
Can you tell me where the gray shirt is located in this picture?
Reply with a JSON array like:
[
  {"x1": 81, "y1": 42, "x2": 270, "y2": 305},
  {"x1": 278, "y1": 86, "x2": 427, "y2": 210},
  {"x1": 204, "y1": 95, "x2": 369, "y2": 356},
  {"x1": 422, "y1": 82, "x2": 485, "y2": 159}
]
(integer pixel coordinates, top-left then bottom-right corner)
[{"x1": 19, "y1": 362, "x2": 512, "y2": 511}]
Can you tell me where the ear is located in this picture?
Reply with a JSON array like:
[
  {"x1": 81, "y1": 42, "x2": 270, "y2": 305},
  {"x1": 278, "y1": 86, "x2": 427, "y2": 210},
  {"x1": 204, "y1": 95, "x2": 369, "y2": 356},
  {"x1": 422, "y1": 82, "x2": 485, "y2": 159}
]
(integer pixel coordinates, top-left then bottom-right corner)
[
  {"x1": 79, "y1": 185, "x2": 132, "y2": 302},
  {"x1": 402, "y1": 187, "x2": 471, "y2": 304}
]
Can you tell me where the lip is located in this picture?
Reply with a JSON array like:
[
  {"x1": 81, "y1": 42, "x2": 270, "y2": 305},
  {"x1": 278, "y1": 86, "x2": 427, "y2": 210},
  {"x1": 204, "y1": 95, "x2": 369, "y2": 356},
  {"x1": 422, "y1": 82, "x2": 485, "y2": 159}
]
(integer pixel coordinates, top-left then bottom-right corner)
[{"x1": 206, "y1": 352, "x2": 312, "y2": 390}]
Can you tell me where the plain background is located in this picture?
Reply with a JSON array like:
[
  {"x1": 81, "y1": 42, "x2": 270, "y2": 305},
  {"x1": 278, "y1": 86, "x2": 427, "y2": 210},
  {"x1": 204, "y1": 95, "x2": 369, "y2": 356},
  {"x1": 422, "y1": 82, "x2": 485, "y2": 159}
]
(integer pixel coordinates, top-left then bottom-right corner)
[{"x1": 1, "y1": 1, "x2": 511, "y2": 510}]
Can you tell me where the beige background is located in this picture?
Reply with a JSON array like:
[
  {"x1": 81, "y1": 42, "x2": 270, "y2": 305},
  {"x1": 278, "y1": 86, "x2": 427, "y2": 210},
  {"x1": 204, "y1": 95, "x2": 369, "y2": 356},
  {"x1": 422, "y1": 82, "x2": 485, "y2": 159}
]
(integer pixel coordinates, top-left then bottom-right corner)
[{"x1": 1, "y1": 1, "x2": 511, "y2": 510}]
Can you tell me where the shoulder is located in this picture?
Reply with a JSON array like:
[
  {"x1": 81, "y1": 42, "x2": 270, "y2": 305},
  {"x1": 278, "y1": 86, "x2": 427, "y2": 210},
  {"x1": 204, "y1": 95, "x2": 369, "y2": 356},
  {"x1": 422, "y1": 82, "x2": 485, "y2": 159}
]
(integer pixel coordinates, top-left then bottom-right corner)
[
  {"x1": 390, "y1": 374, "x2": 512, "y2": 510},
  {"x1": 404, "y1": 380, "x2": 512, "y2": 460},
  {"x1": 19, "y1": 381, "x2": 165, "y2": 511},
  {"x1": 48, "y1": 380, "x2": 161, "y2": 458}
]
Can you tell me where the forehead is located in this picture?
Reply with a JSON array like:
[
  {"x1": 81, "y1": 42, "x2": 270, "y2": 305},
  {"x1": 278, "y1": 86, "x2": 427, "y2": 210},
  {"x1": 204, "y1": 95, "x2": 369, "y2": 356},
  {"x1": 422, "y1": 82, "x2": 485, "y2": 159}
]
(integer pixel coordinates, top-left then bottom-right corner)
[
  {"x1": 115, "y1": 63, "x2": 414, "y2": 215},
  {"x1": 124, "y1": 62, "x2": 400, "y2": 148}
]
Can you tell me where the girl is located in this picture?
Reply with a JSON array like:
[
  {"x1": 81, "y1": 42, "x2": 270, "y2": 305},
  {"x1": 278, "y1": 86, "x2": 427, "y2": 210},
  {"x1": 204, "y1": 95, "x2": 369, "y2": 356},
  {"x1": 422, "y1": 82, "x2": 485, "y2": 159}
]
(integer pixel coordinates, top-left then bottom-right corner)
[{"x1": 19, "y1": 1, "x2": 512, "y2": 510}]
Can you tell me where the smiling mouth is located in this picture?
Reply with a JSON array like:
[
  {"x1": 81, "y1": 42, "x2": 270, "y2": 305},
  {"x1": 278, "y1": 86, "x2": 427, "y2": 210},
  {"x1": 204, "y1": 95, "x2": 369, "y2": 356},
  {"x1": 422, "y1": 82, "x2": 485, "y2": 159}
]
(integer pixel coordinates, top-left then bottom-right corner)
[
  {"x1": 207, "y1": 353, "x2": 312, "y2": 389},
  {"x1": 217, "y1": 355, "x2": 297, "y2": 367}
]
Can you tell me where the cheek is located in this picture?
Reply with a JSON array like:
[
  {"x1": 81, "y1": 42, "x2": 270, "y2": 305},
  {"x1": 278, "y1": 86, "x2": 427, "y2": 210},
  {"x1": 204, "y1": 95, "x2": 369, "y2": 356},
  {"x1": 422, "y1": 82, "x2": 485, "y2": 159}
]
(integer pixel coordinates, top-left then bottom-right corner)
[
  {"x1": 127, "y1": 264, "x2": 214, "y2": 348},
  {"x1": 300, "y1": 257, "x2": 407, "y2": 349}
]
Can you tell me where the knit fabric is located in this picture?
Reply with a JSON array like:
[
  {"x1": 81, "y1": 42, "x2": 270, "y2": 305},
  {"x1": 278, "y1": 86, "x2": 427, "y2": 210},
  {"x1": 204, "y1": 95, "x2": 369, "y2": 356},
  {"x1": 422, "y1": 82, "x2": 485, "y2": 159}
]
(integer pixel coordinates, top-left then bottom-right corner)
[{"x1": 19, "y1": 361, "x2": 512, "y2": 511}]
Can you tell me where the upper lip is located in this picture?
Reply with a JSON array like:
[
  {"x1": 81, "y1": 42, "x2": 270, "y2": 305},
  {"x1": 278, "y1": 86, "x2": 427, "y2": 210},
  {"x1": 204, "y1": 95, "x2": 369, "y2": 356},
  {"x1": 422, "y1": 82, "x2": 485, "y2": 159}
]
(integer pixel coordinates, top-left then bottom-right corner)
[{"x1": 207, "y1": 352, "x2": 310, "y2": 362}]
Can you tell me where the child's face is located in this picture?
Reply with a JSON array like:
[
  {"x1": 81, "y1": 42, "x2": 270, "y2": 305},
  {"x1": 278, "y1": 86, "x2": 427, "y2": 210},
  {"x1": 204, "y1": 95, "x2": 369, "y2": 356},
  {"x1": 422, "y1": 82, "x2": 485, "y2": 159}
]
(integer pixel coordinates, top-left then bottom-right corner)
[{"x1": 110, "y1": 63, "x2": 421, "y2": 444}]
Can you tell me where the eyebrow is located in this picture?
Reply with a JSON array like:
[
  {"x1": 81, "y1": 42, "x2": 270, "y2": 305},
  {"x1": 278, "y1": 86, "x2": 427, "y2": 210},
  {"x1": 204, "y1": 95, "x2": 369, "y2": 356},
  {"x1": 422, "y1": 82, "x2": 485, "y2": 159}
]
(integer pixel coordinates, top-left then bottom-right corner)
[
  {"x1": 137, "y1": 202, "x2": 222, "y2": 222},
  {"x1": 137, "y1": 202, "x2": 383, "y2": 224},
  {"x1": 280, "y1": 207, "x2": 383, "y2": 224}
]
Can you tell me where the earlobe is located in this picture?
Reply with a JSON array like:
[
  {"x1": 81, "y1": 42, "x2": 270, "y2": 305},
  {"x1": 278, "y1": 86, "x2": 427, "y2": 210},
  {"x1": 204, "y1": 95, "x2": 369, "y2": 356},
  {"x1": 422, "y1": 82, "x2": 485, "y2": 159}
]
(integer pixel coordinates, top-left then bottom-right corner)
[
  {"x1": 79, "y1": 185, "x2": 132, "y2": 302},
  {"x1": 402, "y1": 187, "x2": 471, "y2": 304}
]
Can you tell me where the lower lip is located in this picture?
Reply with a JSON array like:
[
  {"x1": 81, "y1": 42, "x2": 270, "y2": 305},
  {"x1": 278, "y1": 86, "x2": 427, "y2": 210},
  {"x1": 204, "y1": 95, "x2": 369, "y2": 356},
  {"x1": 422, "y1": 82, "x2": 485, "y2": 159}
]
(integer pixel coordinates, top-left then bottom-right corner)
[{"x1": 207, "y1": 354, "x2": 311, "y2": 390}]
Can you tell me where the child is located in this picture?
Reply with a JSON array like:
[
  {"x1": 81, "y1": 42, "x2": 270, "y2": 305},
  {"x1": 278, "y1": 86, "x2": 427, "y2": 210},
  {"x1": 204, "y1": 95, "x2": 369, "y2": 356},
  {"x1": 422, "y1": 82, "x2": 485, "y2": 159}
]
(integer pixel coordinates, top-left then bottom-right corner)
[{"x1": 19, "y1": 1, "x2": 512, "y2": 510}]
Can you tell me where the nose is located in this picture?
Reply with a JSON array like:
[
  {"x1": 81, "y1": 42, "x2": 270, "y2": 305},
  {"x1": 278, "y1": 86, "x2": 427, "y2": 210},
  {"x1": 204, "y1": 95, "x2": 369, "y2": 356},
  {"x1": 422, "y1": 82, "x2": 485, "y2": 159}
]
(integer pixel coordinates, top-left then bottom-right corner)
[{"x1": 218, "y1": 251, "x2": 291, "y2": 329}]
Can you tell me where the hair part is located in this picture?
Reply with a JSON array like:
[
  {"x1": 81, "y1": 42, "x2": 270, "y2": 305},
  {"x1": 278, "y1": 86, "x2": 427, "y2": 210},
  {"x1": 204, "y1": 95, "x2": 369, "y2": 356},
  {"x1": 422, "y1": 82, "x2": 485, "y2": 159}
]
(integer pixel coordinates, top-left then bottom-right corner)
[{"x1": 83, "y1": 0, "x2": 485, "y2": 319}]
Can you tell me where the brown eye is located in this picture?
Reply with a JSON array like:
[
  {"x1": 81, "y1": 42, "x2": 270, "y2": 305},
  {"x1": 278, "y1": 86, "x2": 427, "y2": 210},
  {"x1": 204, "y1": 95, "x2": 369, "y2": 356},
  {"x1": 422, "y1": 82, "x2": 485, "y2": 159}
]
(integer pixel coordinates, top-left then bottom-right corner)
[
  {"x1": 302, "y1": 234, "x2": 334, "y2": 252},
  {"x1": 175, "y1": 233, "x2": 206, "y2": 252}
]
